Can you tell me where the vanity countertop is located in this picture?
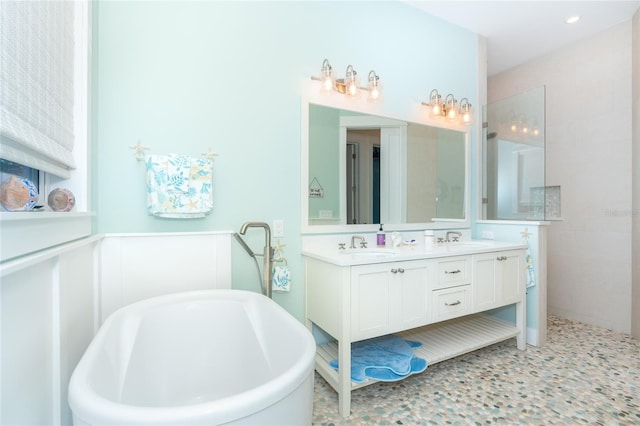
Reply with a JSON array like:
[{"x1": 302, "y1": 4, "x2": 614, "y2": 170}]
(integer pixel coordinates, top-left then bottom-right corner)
[{"x1": 302, "y1": 240, "x2": 527, "y2": 266}]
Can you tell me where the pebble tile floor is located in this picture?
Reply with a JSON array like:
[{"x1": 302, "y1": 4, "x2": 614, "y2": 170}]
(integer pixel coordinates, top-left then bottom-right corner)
[{"x1": 312, "y1": 315, "x2": 640, "y2": 425}]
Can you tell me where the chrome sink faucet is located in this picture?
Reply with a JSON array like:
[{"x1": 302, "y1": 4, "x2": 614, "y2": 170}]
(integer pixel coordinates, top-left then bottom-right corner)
[
  {"x1": 445, "y1": 231, "x2": 462, "y2": 242},
  {"x1": 350, "y1": 235, "x2": 367, "y2": 249}
]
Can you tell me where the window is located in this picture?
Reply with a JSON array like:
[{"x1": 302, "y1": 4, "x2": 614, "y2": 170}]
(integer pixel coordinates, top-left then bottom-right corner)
[
  {"x1": 0, "y1": 1, "x2": 91, "y2": 261},
  {"x1": 0, "y1": 159, "x2": 43, "y2": 210}
]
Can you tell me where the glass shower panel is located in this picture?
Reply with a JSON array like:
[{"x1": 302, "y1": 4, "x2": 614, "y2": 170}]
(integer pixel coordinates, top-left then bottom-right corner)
[{"x1": 483, "y1": 87, "x2": 547, "y2": 220}]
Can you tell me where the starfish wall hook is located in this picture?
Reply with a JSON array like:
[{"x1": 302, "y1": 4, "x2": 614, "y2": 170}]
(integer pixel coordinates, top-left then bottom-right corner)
[{"x1": 130, "y1": 140, "x2": 150, "y2": 161}]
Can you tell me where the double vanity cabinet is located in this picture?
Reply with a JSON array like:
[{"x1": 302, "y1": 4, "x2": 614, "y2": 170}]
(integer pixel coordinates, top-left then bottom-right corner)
[{"x1": 303, "y1": 241, "x2": 527, "y2": 417}]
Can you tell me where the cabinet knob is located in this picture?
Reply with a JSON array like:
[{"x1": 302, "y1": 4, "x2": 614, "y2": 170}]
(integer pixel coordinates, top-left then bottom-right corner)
[
  {"x1": 398, "y1": 268, "x2": 405, "y2": 273},
  {"x1": 445, "y1": 269, "x2": 461, "y2": 274},
  {"x1": 391, "y1": 268, "x2": 398, "y2": 274},
  {"x1": 445, "y1": 300, "x2": 461, "y2": 306},
  {"x1": 496, "y1": 256, "x2": 507, "y2": 261}
]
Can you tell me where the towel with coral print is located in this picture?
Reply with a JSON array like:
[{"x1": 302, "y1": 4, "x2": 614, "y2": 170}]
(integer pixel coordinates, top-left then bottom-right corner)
[{"x1": 145, "y1": 154, "x2": 213, "y2": 218}]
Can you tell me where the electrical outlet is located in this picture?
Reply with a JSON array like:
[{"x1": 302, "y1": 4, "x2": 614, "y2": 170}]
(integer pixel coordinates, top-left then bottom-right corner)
[
  {"x1": 273, "y1": 220, "x2": 284, "y2": 238},
  {"x1": 481, "y1": 231, "x2": 495, "y2": 240}
]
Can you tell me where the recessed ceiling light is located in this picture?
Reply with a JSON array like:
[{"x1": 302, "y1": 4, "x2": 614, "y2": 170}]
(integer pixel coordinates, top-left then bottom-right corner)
[{"x1": 565, "y1": 16, "x2": 581, "y2": 24}]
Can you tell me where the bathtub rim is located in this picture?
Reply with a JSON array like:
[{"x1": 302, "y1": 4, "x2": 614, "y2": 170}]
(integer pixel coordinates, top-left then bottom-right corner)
[{"x1": 68, "y1": 289, "x2": 316, "y2": 425}]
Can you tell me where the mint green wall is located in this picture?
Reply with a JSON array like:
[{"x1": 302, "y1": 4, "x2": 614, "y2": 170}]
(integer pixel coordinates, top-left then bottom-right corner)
[{"x1": 93, "y1": 1, "x2": 478, "y2": 321}]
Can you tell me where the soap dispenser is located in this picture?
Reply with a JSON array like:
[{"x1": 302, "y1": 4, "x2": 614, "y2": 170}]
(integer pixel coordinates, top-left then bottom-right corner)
[{"x1": 377, "y1": 224, "x2": 386, "y2": 247}]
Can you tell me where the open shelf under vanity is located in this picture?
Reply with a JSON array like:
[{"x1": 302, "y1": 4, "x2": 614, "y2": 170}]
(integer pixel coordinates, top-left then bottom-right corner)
[{"x1": 315, "y1": 313, "x2": 520, "y2": 391}]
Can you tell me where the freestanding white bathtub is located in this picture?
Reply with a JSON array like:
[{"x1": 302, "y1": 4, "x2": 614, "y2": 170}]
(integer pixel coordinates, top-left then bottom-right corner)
[{"x1": 68, "y1": 290, "x2": 316, "y2": 425}]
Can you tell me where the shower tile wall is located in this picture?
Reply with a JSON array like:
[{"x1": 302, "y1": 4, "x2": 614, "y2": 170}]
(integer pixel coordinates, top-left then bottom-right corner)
[{"x1": 489, "y1": 20, "x2": 635, "y2": 333}]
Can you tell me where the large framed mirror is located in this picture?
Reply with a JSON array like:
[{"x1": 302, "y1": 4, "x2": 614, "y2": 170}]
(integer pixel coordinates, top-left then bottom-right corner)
[{"x1": 301, "y1": 98, "x2": 470, "y2": 234}]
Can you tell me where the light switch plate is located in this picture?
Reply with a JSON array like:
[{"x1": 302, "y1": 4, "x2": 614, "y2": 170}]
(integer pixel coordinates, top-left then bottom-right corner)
[{"x1": 273, "y1": 220, "x2": 284, "y2": 237}]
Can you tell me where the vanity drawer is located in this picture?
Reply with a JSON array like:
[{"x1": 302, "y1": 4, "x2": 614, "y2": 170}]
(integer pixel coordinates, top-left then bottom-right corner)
[
  {"x1": 432, "y1": 285, "x2": 471, "y2": 321},
  {"x1": 436, "y1": 257, "x2": 470, "y2": 288}
]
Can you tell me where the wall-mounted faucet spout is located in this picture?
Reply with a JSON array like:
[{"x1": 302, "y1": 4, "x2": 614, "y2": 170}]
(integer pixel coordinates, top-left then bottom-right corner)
[{"x1": 239, "y1": 222, "x2": 274, "y2": 298}]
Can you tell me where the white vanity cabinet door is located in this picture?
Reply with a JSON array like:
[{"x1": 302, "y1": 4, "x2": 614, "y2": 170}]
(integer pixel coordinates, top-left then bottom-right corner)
[
  {"x1": 473, "y1": 250, "x2": 525, "y2": 311},
  {"x1": 350, "y1": 260, "x2": 431, "y2": 341}
]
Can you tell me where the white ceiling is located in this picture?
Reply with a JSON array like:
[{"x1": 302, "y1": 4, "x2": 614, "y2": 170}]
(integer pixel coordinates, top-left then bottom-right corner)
[{"x1": 404, "y1": 1, "x2": 640, "y2": 76}]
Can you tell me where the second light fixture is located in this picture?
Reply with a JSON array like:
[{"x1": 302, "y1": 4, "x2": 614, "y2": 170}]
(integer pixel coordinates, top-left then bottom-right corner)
[{"x1": 422, "y1": 89, "x2": 473, "y2": 126}]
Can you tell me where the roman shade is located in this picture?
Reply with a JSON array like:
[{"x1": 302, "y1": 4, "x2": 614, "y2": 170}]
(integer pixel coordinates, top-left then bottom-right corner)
[{"x1": 0, "y1": 1, "x2": 76, "y2": 179}]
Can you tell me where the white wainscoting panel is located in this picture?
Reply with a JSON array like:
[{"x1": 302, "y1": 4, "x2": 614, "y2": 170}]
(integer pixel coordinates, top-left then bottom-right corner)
[
  {"x1": 99, "y1": 232, "x2": 232, "y2": 323},
  {"x1": 0, "y1": 231, "x2": 232, "y2": 424},
  {"x1": 0, "y1": 237, "x2": 99, "y2": 425}
]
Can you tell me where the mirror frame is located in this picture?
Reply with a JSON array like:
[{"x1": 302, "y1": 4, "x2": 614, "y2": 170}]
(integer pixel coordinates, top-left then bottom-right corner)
[{"x1": 301, "y1": 87, "x2": 471, "y2": 234}]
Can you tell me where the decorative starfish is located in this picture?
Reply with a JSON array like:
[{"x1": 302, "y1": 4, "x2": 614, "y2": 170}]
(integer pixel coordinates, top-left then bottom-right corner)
[
  {"x1": 130, "y1": 140, "x2": 149, "y2": 161},
  {"x1": 201, "y1": 148, "x2": 219, "y2": 162},
  {"x1": 521, "y1": 227, "x2": 531, "y2": 242},
  {"x1": 273, "y1": 239, "x2": 287, "y2": 258}
]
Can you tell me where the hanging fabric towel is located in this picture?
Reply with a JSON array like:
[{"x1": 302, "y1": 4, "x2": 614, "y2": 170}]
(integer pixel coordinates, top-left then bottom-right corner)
[
  {"x1": 526, "y1": 251, "x2": 536, "y2": 288},
  {"x1": 272, "y1": 265, "x2": 291, "y2": 292},
  {"x1": 145, "y1": 154, "x2": 213, "y2": 218},
  {"x1": 521, "y1": 227, "x2": 536, "y2": 288},
  {"x1": 167, "y1": 153, "x2": 191, "y2": 193}
]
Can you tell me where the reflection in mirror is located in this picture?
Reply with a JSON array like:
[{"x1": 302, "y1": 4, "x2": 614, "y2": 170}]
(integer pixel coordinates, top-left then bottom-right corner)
[
  {"x1": 307, "y1": 104, "x2": 466, "y2": 229},
  {"x1": 483, "y1": 86, "x2": 548, "y2": 220}
]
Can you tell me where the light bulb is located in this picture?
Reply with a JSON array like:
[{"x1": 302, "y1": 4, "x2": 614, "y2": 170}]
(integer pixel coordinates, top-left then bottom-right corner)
[
  {"x1": 426, "y1": 90, "x2": 442, "y2": 118},
  {"x1": 319, "y1": 59, "x2": 334, "y2": 93},
  {"x1": 322, "y1": 75, "x2": 333, "y2": 92},
  {"x1": 344, "y1": 65, "x2": 359, "y2": 98},
  {"x1": 347, "y1": 81, "x2": 358, "y2": 97},
  {"x1": 367, "y1": 70, "x2": 381, "y2": 102},
  {"x1": 369, "y1": 86, "x2": 380, "y2": 101},
  {"x1": 444, "y1": 94, "x2": 457, "y2": 121},
  {"x1": 459, "y1": 99, "x2": 472, "y2": 125}
]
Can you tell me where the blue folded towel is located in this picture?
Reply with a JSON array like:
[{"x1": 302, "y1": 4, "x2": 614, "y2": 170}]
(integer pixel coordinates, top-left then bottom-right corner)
[{"x1": 329, "y1": 335, "x2": 428, "y2": 383}]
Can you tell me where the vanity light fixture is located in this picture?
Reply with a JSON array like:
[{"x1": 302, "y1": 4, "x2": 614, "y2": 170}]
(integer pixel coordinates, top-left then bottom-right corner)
[
  {"x1": 459, "y1": 98, "x2": 473, "y2": 125},
  {"x1": 444, "y1": 94, "x2": 458, "y2": 121},
  {"x1": 367, "y1": 70, "x2": 381, "y2": 102},
  {"x1": 343, "y1": 65, "x2": 359, "y2": 97},
  {"x1": 422, "y1": 89, "x2": 443, "y2": 117},
  {"x1": 318, "y1": 59, "x2": 334, "y2": 93},
  {"x1": 422, "y1": 89, "x2": 473, "y2": 125},
  {"x1": 311, "y1": 59, "x2": 382, "y2": 101}
]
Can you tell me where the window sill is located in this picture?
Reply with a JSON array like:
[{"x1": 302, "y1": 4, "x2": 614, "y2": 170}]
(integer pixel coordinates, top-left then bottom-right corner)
[{"x1": 0, "y1": 211, "x2": 95, "y2": 262}]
